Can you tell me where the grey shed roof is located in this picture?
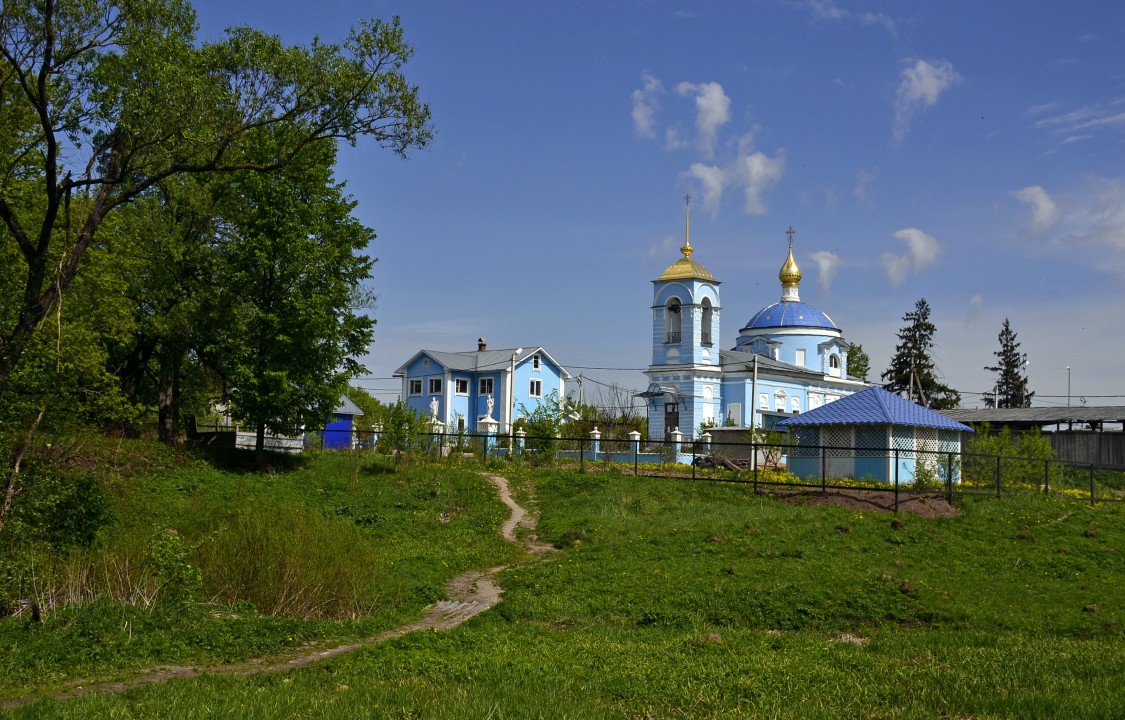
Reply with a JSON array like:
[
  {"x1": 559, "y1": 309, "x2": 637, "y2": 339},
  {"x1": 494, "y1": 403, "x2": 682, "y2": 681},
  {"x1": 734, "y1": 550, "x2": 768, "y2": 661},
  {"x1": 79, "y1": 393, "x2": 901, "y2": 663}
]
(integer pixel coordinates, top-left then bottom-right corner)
[
  {"x1": 778, "y1": 387, "x2": 972, "y2": 431},
  {"x1": 942, "y1": 407, "x2": 1125, "y2": 427},
  {"x1": 335, "y1": 395, "x2": 364, "y2": 416}
]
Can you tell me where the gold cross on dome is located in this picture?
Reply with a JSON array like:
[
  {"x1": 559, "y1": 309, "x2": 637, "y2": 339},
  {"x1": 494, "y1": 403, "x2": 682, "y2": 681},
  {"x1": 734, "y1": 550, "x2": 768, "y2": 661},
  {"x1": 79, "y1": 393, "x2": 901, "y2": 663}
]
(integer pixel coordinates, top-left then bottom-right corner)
[{"x1": 786, "y1": 226, "x2": 796, "y2": 247}]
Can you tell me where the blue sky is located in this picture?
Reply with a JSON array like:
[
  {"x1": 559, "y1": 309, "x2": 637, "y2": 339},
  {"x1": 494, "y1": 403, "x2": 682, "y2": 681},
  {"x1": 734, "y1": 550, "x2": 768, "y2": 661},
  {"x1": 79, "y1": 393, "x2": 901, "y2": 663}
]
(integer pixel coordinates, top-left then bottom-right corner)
[{"x1": 191, "y1": 0, "x2": 1125, "y2": 410}]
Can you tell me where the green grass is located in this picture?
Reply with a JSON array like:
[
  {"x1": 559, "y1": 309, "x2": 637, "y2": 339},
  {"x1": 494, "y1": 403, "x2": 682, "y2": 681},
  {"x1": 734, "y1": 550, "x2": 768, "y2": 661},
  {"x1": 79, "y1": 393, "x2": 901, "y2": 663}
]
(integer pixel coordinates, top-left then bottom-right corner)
[
  {"x1": 4, "y1": 455, "x2": 1125, "y2": 718},
  {"x1": 0, "y1": 443, "x2": 518, "y2": 699}
]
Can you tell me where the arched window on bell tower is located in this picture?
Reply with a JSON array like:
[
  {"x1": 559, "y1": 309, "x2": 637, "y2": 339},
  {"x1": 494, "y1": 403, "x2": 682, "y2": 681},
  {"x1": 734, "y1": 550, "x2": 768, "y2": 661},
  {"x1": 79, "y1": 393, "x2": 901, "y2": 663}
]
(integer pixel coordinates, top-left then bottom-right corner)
[
  {"x1": 665, "y1": 298, "x2": 682, "y2": 344},
  {"x1": 701, "y1": 298, "x2": 713, "y2": 346}
]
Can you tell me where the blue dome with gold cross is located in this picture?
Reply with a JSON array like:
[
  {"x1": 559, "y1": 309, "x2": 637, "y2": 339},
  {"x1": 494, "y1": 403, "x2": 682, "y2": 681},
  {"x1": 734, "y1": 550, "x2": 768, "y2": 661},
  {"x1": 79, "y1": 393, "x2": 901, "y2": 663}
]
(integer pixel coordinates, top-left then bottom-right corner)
[{"x1": 740, "y1": 231, "x2": 839, "y2": 331}]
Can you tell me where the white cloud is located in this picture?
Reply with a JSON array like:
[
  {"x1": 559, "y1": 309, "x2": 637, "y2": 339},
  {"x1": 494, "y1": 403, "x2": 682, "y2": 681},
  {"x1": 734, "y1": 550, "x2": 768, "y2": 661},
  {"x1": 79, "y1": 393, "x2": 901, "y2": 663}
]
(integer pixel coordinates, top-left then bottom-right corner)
[
  {"x1": 676, "y1": 81, "x2": 731, "y2": 159},
  {"x1": 854, "y1": 168, "x2": 875, "y2": 204},
  {"x1": 893, "y1": 59, "x2": 962, "y2": 144},
  {"x1": 1026, "y1": 101, "x2": 1058, "y2": 116},
  {"x1": 664, "y1": 126, "x2": 689, "y2": 151},
  {"x1": 880, "y1": 252, "x2": 912, "y2": 287},
  {"x1": 648, "y1": 233, "x2": 681, "y2": 259},
  {"x1": 1034, "y1": 102, "x2": 1125, "y2": 139},
  {"x1": 1062, "y1": 177, "x2": 1125, "y2": 275},
  {"x1": 684, "y1": 163, "x2": 728, "y2": 216},
  {"x1": 969, "y1": 293, "x2": 983, "y2": 309},
  {"x1": 881, "y1": 227, "x2": 941, "y2": 286},
  {"x1": 735, "y1": 149, "x2": 786, "y2": 215},
  {"x1": 1011, "y1": 185, "x2": 1060, "y2": 233},
  {"x1": 808, "y1": 250, "x2": 841, "y2": 291},
  {"x1": 800, "y1": 0, "x2": 897, "y2": 36},
  {"x1": 631, "y1": 73, "x2": 663, "y2": 139}
]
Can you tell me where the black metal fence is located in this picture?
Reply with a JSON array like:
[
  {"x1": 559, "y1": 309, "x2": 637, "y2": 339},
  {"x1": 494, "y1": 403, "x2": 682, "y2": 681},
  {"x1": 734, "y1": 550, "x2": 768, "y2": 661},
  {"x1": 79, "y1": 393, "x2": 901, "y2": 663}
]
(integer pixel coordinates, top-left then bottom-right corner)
[{"x1": 282, "y1": 428, "x2": 1125, "y2": 508}]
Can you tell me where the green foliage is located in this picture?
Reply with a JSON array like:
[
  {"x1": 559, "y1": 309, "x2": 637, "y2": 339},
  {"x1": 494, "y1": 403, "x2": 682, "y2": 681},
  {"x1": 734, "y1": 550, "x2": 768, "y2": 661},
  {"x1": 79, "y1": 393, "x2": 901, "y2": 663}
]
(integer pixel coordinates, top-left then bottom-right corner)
[
  {"x1": 1, "y1": 2, "x2": 433, "y2": 532},
  {"x1": 963, "y1": 423, "x2": 1058, "y2": 490},
  {"x1": 375, "y1": 400, "x2": 427, "y2": 460},
  {"x1": 881, "y1": 298, "x2": 961, "y2": 409},
  {"x1": 517, "y1": 390, "x2": 564, "y2": 461},
  {"x1": 748, "y1": 426, "x2": 792, "y2": 468},
  {"x1": 149, "y1": 530, "x2": 201, "y2": 604},
  {"x1": 346, "y1": 386, "x2": 386, "y2": 433},
  {"x1": 846, "y1": 342, "x2": 871, "y2": 381}
]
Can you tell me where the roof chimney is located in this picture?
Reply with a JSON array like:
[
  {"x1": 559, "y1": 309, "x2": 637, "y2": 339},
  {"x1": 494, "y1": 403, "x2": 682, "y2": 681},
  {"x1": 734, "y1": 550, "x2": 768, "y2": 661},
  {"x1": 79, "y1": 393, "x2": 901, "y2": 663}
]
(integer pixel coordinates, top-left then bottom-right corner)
[{"x1": 477, "y1": 337, "x2": 487, "y2": 352}]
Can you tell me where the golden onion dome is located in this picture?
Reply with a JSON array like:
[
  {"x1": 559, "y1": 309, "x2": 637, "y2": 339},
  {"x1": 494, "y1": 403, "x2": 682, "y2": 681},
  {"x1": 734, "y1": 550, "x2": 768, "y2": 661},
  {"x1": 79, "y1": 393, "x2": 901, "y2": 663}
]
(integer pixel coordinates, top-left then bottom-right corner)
[
  {"x1": 656, "y1": 195, "x2": 716, "y2": 282},
  {"x1": 779, "y1": 227, "x2": 801, "y2": 287},
  {"x1": 657, "y1": 242, "x2": 716, "y2": 282}
]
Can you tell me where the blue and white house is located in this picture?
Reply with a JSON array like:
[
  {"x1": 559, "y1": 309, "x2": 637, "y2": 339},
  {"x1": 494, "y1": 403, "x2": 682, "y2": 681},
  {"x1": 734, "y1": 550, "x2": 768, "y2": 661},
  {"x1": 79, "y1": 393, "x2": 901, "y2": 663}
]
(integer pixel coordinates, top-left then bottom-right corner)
[
  {"x1": 643, "y1": 203, "x2": 867, "y2": 441},
  {"x1": 394, "y1": 339, "x2": 571, "y2": 434},
  {"x1": 778, "y1": 386, "x2": 973, "y2": 484}
]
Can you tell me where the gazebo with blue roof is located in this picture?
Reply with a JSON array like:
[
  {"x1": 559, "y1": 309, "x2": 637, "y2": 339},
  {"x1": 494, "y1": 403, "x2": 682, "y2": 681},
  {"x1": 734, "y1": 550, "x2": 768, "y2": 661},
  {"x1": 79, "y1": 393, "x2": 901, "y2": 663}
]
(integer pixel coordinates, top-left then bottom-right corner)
[{"x1": 778, "y1": 386, "x2": 973, "y2": 484}]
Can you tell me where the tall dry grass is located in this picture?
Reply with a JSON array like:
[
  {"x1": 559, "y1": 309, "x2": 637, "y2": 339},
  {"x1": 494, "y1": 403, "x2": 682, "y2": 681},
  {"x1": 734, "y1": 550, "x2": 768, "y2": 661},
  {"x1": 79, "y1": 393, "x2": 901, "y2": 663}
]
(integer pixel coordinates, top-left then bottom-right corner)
[{"x1": 193, "y1": 500, "x2": 384, "y2": 619}]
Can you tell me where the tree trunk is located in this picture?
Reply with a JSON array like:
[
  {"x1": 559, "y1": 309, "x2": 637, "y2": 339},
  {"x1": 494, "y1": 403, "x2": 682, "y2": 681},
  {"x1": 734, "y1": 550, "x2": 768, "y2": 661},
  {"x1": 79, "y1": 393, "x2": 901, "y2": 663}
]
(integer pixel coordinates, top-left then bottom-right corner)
[
  {"x1": 157, "y1": 349, "x2": 182, "y2": 444},
  {"x1": 158, "y1": 370, "x2": 175, "y2": 444},
  {"x1": 0, "y1": 410, "x2": 45, "y2": 539}
]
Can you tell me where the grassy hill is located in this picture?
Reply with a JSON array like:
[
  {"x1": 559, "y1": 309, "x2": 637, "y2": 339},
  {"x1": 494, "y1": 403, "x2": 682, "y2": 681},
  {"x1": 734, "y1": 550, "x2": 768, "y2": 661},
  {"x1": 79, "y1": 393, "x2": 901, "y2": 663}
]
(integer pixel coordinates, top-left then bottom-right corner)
[{"x1": 3, "y1": 442, "x2": 1124, "y2": 718}]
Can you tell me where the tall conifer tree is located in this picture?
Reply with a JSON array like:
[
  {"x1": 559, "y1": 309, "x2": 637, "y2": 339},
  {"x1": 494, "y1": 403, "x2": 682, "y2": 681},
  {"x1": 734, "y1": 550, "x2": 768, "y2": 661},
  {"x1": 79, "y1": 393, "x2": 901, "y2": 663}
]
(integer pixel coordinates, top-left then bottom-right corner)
[
  {"x1": 984, "y1": 318, "x2": 1033, "y2": 408},
  {"x1": 881, "y1": 298, "x2": 961, "y2": 410}
]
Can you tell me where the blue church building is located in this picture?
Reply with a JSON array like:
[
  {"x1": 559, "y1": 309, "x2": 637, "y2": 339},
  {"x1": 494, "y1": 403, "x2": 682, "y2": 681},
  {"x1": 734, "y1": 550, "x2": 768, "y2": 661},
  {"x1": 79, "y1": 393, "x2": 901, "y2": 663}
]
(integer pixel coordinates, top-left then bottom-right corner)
[
  {"x1": 394, "y1": 339, "x2": 571, "y2": 434},
  {"x1": 643, "y1": 203, "x2": 866, "y2": 441}
]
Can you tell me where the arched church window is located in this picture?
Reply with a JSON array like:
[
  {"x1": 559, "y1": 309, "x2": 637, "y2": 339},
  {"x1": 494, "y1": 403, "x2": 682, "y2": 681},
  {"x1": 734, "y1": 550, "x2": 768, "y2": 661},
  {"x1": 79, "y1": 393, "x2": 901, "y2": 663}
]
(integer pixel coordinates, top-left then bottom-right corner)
[
  {"x1": 701, "y1": 298, "x2": 713, "y2": 346},
  {"x1": 665, "y1": 298, "x2": 682, "y2": 344},
  {"x1": 829, "y1": 354, "x2": 840, "y2": 369}
]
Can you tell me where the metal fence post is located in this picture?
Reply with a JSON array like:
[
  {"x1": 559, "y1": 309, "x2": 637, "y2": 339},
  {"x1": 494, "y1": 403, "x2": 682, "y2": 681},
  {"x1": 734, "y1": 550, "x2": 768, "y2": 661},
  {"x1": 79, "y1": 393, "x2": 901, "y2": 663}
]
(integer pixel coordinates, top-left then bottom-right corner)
[
  {"x1": 894, "y1": 448, "x2": 900, "y2": 512},
  {"x1": 995, "y1": 455, "x2": 1002, "y2": 499},
  {"x1": 820, "y1": 445, "x2": 826, "y2": 492},
  {"x1": 580, "y1": 435, "x2": 585, "y2": 473},
  {"x1": 946, "y1": 452, "x2": 953, "y2": 503},
  {"x1": 752, "y1": 438, "x2": 759, "y2": 492}
]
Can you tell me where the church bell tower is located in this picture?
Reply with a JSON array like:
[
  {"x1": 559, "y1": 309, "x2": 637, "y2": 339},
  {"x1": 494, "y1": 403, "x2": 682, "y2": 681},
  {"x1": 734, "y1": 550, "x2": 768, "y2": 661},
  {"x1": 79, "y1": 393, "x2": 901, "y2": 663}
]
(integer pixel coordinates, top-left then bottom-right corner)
[{"x1": 644, "y1": 196, "x2": 722, "y2": 441}]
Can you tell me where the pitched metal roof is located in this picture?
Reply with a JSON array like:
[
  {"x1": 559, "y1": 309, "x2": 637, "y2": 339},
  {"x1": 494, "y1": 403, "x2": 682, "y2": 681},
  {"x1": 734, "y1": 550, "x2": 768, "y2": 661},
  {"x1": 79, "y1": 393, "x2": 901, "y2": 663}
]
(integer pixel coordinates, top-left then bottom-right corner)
[
  {"x1": 335, "y1": 395, "x2": 364, "y2": 416},
  {"x1": 778, "y1": 386, "x2": 972, "y2": 431},
  {"x1": 718, "y1": 348, "x2": 824, "y2": 378},
  {"x1": 393, "y1": 347, "x2": 572, "y2": 379}
]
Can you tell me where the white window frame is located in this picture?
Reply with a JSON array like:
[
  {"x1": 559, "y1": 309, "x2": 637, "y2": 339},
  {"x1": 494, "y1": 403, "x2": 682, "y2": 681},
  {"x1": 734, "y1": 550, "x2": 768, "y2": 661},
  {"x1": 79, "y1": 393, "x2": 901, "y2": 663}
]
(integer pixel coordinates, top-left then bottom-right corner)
[
  {"x1": 455, "y1": 378, "x2": 469, "y2": 395},
  {"x1": 529, "y1": 379, "x2": 543, "y2": 397},
  {"x1": 795, "y1": 349, "x2": 806, "y2": 367},
  {"x1": 428, "y1": 378, "x2": 442, "y2": 395},
  {"x1": 479, "y1": 377, "x2": 494, "y2": 396},
  {"x1": 532, "y1": 354, "x2": 541, "y2": 371},
  {"x1": 408, "y1": 379, "x2": 422, "y2": 396}
]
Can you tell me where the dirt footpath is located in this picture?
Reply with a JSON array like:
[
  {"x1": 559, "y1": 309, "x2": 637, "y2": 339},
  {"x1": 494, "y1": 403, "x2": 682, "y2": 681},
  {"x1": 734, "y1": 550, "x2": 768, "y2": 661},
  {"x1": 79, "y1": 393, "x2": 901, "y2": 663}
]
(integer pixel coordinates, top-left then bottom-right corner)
[{"x1": 3, "y1": 473, "x2": 549, "y2": 710}]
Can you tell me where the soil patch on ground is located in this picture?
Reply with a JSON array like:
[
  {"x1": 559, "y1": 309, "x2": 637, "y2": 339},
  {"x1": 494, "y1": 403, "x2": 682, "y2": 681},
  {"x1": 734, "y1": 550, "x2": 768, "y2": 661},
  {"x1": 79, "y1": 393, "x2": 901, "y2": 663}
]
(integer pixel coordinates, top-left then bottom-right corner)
[{"x1": 767, "y1": 487, "x2": 960, "y2": 517}]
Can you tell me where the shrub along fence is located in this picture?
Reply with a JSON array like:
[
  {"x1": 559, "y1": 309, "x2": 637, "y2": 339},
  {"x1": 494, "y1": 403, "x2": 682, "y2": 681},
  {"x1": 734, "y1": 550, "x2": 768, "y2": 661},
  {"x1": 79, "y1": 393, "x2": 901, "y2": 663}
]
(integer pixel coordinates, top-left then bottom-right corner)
[{"x1": 305, "y1": 428, "x2": 1125, "y2": 508}]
